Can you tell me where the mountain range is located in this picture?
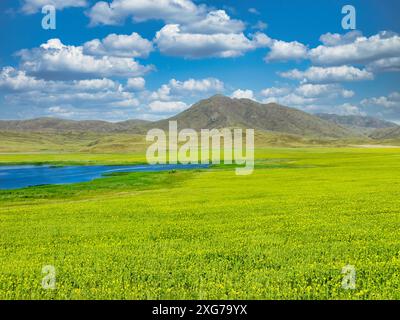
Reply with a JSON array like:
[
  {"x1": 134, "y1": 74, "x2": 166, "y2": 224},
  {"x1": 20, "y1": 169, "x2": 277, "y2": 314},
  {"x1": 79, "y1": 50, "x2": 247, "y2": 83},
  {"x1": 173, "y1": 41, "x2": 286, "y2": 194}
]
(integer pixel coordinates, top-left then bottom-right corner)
[
  {"x1": 0, "y1": 95, "x2": 399, "y2": 140},
  {"x1": 315, "y1": 113, "x2": 397, "y2": 134}
]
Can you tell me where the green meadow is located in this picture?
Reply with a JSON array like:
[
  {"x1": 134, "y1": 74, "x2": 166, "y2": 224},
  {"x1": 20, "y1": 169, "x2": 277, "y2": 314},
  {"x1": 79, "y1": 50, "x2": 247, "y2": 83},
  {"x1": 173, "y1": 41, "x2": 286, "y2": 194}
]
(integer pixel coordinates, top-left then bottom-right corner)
[{"x1": 0, "y1": 147, "x2": 400, "y2": 299}]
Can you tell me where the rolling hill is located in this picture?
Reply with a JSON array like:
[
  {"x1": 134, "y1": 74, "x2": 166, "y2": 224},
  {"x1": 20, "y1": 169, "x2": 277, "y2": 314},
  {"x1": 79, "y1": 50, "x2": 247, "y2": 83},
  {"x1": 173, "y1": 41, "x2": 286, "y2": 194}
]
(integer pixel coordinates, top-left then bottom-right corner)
[
  {"x1": 0, "y1": 117, "x2": 151, "y2": 133},
  {"x1": 155, "y1": 95, "x2": 356, "y2": 138}
]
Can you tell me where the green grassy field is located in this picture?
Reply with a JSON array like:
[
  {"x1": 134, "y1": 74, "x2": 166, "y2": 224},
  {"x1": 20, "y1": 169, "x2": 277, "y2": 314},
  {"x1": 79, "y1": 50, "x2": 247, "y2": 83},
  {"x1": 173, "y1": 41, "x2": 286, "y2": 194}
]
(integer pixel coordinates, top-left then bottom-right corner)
[{"x1": 0, "y1": 148, "x2": 400, "y2": 299}]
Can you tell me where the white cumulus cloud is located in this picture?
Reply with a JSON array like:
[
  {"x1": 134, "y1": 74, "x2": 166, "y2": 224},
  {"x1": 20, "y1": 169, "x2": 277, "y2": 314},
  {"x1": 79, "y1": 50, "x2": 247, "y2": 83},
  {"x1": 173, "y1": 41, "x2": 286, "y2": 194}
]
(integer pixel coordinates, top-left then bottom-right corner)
[
  {"x1": 335, "y1": 103, "x2": 365, "y2": 116},
  {"x1": 169, "y1": 78, "x2": 224, "y2": 93},
  {"x1": 264, "y1": 39, "x2": 308, "y2": 62},
  {"x1": 261, "y1": 87, "x2": 290, "y2": 97},
  {"x1": 83, "y1": 32, "x2": 153, "y2": 58},
  {"x1": 17, "y1": 38, "x2": 153, "y2": 80},
  {"x1": 87, "y1": 0, "x2": 205, "y2": 26},
  {"x1": 148, "y1": 100, "x2": 188, "y2": 113},
  {"x1": 181, "y1": 10, "x2": 245, "y2": 34},
  {"x1": 295, "y1": 84, "x2": 354, "y2": 98},
  {"x1": 367, "y1": 57, "x2": 400, "y2": 72},
  {"x1": 361, "y1": 92, "x2": 400, "y2": 109},
  {"x1": 279, "y1": 66, "x2": 373, "y2": 83},
  {"x1": 319, "y1": 31, "x2": 363, "y2": 47},
  {"x1": 148, "y1": 77, "x2": 224, "y2": 101},
  {"x1": 21, "y1": 0, "x2": 87, "y2": 14},
  {"x1": 126, "y1": 77, "x2": 146, "y2": 91},
  {"x1": 231, "y1": 89, "x2": 255, "y2": 100},
  {"x1": 154, "y1": 24, "x2": 267, "y2": 58},
  {"x1": 310, "y1": 31, "x2": 400, "y2": 66},
  {"x1": 0, "y1": 67, "x2": 46, "y2": 91}
]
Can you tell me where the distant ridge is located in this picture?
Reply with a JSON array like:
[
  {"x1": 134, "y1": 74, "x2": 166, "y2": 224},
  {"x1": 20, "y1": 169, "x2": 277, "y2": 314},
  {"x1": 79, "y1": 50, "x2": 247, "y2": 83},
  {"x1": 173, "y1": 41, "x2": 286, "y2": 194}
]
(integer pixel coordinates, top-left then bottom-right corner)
[
  {"x1": 369, "y1": 126, "x2": 400, "y2": 140},
  {"x1": 316, "y1": 113, "x2": 398, "y2": 134},
  {"x1": 0, "y1": 95, "x2": 387, "y2": 139}
]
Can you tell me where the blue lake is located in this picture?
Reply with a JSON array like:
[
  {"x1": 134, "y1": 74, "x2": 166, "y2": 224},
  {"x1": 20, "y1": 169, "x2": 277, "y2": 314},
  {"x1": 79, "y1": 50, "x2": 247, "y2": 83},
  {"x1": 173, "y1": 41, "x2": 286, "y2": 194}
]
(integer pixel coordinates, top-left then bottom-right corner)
[{"x1": 0, "y1": 164, "x2": 208, "y2": 190}]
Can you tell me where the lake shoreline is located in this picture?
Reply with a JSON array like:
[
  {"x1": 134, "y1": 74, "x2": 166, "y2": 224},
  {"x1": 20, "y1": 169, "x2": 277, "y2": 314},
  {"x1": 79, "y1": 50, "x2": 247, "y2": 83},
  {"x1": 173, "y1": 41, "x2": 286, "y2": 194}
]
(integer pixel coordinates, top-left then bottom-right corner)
[{"x1": 0, "y1": 163, "x2": 210, "y2": 190}]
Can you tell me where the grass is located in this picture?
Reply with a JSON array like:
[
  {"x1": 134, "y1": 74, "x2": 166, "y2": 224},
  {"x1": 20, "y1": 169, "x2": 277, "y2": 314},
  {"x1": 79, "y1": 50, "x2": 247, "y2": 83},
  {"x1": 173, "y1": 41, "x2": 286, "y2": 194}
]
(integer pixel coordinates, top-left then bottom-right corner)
[
  {"x1": 0, "y1": 152, "x2": 147, "y2": 166},
  {"x1": 0, "y1": 147, "x2": 400, "y2": 299}
]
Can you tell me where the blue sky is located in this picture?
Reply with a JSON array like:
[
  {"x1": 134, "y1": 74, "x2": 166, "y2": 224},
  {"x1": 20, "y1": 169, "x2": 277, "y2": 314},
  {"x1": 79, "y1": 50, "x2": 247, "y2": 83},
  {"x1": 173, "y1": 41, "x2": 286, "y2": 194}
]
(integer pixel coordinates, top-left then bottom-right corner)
[{"x1": 0, "y1": 0, "x2": 399, "y2": 122}]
